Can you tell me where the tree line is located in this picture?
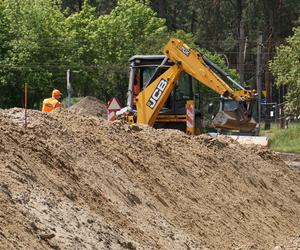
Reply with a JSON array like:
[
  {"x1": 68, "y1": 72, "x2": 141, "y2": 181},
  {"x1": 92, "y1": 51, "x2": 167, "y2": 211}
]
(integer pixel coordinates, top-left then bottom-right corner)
[{"x1": 0, "y1": 0, "x2": 299, "y2": 115}]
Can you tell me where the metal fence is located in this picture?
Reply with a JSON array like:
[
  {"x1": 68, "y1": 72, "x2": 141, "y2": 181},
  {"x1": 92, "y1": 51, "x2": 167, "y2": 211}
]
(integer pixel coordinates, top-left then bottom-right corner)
[{"x1": 260, "y1": 101, "x2": 299, "y2": 129}]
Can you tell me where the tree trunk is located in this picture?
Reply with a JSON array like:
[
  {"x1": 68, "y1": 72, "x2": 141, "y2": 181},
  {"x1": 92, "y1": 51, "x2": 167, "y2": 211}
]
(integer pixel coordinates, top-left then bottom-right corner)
[
  {"x1": 78, "y1": 0, "x2": 83, "y2": 11},
  {"x1": 158, "y1": 0, "x2": 166, "y2": 18},
  {"x1": 237, "y1": 0, "x2": 246, "y2": 85},
  {"x1": 264, "y1": 0, "x2": 282, "y2": 129},
  {"x1": 212, "y1": 1, "x2": 221, "y2": 49},
  {"x1": 190, "y1": 9, "x2": 196, "y2": 33}
]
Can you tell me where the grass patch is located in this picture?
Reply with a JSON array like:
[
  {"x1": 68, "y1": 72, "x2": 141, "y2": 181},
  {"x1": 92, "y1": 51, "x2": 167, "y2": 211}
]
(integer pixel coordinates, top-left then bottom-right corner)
[{"x1": 260, "y1": 122, "x2": 300, "y2": 153}]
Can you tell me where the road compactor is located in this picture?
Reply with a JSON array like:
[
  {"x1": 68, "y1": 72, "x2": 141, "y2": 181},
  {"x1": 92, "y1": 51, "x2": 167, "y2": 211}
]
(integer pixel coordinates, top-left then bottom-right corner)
[{"x1": 117, "y1": 38, "x2": 257, "y2": 135}]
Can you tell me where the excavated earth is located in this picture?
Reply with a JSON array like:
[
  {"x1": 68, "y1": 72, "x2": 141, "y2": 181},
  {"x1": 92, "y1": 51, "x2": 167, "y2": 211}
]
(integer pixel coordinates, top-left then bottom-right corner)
[
  {"x1": 68, "y1": 96, "x2": 108, "y2": 119},
  {"x1": 0, "y1": 106, "x2": 300, "y2": 250}
]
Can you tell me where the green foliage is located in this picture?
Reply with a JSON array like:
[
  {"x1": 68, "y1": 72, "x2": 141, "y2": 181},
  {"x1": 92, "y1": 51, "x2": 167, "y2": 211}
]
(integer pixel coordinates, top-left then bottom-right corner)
[
  {"x1": 3, "y1": 0, "x2": 293, "y2": 109},
  {"x1": 260, "y1": 123, "x2": 300, "y2": 153},
  {"x1": 97, "y1": 0, "x2": 167, "y2": 99},
  {"x1": 0, "y1": 2, "x2": 14, "y2": 107},
  {"x1": 0, "y1": 3, "x2": 10, "y2": 59},
  {"x1": 106, "y1": 0, "x2": 166, "y2": 59},
  {"x1": 270, "y1": 24, "x2": 300, "y2": 115},
  {"x1": 0, "y1": 0, "x2": 66, "y2": 108},
  {"x1": 64, "y1": 1, "x2": 100, "y2": 96},
  {"x1": 0, "y1": 0, "x2": 171, "y2": 107},
  {"x1": 64, "y1": 0, "x2": 168, "y2": 100}
]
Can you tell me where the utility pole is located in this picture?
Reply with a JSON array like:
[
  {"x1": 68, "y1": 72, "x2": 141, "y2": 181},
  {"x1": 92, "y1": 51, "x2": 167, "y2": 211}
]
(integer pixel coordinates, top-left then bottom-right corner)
[
  {"x1": 256, "y1": 32, "x2": 263, "y2": 126},
  {"x1": 24, "y1": 83, "x2": 28, "y2": 129},
  {"x1": 67, "y1": 69, "x2": 73, "y2": 108},
  {"x1": 264, "y1": 34, "x2": 273, "y2": 131},
  {"x1": 238, "y1": 19, "x2": 246, "y2": 84}
]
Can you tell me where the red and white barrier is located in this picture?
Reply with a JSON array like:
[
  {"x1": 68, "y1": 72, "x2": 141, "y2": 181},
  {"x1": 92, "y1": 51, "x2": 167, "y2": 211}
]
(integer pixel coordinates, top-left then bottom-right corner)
[
  {"x1": 186, "y1": 100, "x2": 195, "y2": 135},
  {"x1": 107, "y1": 110, "x2": 116, "y2": 121},
  {"x1": 107, "y1": 97, "x2": 121, "y2": 122}
]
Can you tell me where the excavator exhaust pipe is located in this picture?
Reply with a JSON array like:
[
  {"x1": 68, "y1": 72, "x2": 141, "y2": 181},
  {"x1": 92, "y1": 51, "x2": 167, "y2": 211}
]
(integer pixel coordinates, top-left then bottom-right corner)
[{"x1": 212, "y1": 109, "x2": 256, "y2": 132}]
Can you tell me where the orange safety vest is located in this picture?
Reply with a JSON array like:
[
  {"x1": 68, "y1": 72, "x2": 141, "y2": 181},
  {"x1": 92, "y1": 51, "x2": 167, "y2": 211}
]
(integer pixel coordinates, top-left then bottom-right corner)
[{"x1": 42, "y1": 98, "x2": 63, "y2": 112}]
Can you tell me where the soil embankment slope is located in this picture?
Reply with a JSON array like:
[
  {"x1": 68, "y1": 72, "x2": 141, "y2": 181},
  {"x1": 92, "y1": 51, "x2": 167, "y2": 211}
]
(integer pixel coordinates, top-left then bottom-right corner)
[{"x1": 0, "y1": 108, "x2": 300, "y2": 249}]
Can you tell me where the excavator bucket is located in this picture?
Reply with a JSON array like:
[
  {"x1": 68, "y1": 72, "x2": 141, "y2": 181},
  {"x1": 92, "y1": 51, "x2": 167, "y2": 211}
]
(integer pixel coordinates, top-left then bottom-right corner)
[
  {"x1": 212, "y1": 110, "x2": 256, "y2": 131},
  {"x1": 212, "y1": 100, "x2": 257, "y2": 132}
]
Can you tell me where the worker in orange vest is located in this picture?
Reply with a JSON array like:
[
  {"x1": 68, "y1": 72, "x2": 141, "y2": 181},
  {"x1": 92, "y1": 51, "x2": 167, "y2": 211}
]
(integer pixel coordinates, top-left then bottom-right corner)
[{"x1": 42, "y1": 89, "x2": 63, "y2": 112}]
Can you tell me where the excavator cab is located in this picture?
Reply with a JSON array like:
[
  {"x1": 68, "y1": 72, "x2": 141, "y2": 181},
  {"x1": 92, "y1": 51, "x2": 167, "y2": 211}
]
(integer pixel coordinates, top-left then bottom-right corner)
[{"x1": 127, "y1": 55, "x2": 200, "y2": 132}]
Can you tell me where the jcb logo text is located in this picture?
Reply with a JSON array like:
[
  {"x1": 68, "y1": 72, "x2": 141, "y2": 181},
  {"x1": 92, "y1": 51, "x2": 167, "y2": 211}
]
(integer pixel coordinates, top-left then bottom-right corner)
[
  {"x1": 146, "y1": 79, "x2": 168, "y2": 109},
  {"x1": 179, "y1": 46, "x2": 190, "y2": 56}
]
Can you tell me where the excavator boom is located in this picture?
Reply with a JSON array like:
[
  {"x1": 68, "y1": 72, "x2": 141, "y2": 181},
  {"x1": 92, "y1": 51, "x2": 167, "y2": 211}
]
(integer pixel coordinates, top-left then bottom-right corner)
[
  {"x1": 163, "y1": 39, "x2": 256, "y2": 102},
  {"x1": 163, "y1": 39, "x2": 234, "y2": 97},
  {"x1": 136, "y1": 63, "x2": 182, "y2": 126}
]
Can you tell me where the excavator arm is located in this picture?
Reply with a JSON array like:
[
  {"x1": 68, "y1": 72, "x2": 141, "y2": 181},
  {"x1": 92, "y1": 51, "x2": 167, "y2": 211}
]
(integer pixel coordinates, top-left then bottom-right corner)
[
  {"x1": 134, "y1": 38, "x2": 256, "y2": 131},
  {"x1": 163, "y1": 39, "x2": 256, "y2": 102},
  {"x1": 136, "y1": 63, "x2": 182, "y2": 126}
]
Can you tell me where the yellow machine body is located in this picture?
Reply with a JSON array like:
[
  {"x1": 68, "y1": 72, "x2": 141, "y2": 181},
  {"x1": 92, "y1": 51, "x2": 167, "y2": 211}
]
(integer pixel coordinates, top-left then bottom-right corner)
[{"x1": 120, "y1": 38, "x2": 257, "y2": 133}]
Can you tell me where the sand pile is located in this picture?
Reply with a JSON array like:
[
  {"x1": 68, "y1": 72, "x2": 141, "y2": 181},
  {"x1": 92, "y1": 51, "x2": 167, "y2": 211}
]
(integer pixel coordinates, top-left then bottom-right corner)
[
  {"x1": 0, "y1": 108, "x2": 300, "y2": 250},
  {"x1": 69, "y1": 96, "x2": 107, "y2": 118}
]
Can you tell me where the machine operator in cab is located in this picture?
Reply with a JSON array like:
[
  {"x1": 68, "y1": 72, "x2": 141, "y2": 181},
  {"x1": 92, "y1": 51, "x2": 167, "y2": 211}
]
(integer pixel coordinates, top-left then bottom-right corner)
[{"x1": 42, "y1": 89, "x2": 63, "y2": 112}]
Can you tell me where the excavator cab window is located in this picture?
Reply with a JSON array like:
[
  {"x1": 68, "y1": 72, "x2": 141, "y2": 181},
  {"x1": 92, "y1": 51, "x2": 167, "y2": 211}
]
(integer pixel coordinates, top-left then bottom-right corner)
[
  {"x1": 140, "y1": 66, "x2": 173, "y2": 110},
  {"x1": 142, "y1": 67, "x2": 160, "y2": 88},
  {"x1": 175, "y1": 73, "x2": 193, "y2": 101},
  {"x1": 129, "y1": 56, "x2": 194, "y2": 116},
  {"x1": 142, "y1": 67, "x2": 153, "y2": 86}
]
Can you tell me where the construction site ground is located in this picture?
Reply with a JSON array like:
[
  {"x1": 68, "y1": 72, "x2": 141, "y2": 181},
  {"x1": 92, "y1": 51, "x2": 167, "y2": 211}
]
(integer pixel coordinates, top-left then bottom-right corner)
[
  {"x1": 0, "y1": 97, "x2": 300, "y2": 250},
  {"x1": 276, "y1": 152, "x2": 300, "y2": 170}
]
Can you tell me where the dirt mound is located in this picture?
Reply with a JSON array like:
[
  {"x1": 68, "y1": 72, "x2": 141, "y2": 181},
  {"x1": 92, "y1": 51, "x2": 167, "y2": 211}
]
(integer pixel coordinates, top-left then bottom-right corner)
[
  {"x1": 0, "y1": 108, "x2": 300, "y2": 250},
  {"x1": 69, "y1": 96, "x2": 107, "y2": 118}
]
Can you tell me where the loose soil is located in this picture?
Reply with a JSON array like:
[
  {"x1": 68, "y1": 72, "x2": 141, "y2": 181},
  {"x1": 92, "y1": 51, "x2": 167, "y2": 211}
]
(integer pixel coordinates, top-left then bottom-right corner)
[
  {"x1": 0, "y1": 107, "x2": 300, "y2": 250},
  {"x1": 68, "y1": 96, "x2": 107, "y2": 119}
]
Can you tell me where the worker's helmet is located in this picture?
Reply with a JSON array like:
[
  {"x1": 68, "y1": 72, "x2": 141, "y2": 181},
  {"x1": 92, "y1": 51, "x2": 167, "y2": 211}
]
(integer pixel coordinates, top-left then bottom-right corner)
[{"x1": 52, "y1": 89, "x2": 62, "y2": 98}]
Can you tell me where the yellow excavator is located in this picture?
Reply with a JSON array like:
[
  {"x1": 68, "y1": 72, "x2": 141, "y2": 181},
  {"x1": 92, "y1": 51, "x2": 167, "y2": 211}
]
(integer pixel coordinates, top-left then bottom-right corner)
[{"x1": 117, "y1": 38, "x2": 257, "y2": 135}]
